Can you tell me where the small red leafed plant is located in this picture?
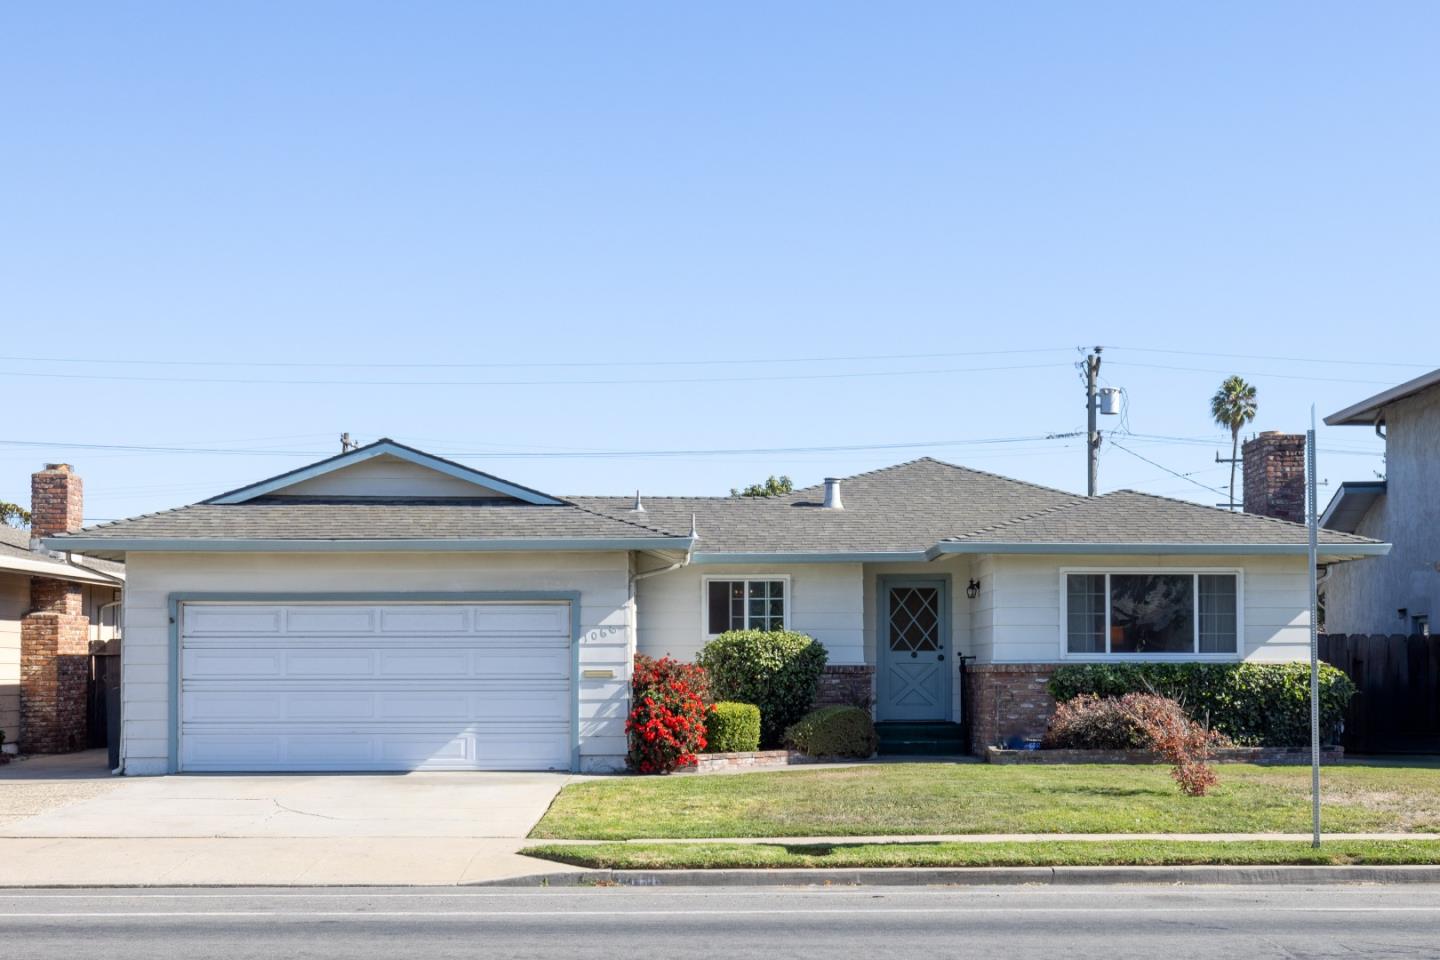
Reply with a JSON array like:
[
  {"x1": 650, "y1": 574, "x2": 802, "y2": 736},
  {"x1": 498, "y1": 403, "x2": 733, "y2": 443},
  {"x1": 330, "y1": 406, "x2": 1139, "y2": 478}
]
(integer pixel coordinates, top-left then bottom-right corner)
[
  {"x1": 626, "y1": 654, "x2": 711, "y2": 774},
  {"x1": 1044, "y1": 693, "x2": 1227, "y2": 796}
]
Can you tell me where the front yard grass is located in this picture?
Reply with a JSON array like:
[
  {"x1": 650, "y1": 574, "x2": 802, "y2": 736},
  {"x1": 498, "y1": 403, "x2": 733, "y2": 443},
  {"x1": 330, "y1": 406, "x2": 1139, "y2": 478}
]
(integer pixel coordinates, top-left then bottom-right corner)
[
  {"x1": 530, "y1": 762, "x2": 1440, "y2": 840},
  {"x1": 521, "y1": 839, "x2": 1440, "y2": 870}
]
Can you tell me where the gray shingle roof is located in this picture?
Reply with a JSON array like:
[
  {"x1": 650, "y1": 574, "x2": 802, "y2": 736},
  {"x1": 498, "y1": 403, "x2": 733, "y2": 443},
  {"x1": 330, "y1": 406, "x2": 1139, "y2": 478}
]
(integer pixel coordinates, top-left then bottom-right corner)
[
  {"x1": 946, "y1": 489, "x2": 1379, "y2": 547},
  {"x1": 572, "y1": 458, "x2": 1078, "y2": 553},
  {"x1": 48, "y1": 455, "x2": 1385, "y2": 557},
  {"x1": 61, "y1": 499, "x2": 681, "y2": 542}
]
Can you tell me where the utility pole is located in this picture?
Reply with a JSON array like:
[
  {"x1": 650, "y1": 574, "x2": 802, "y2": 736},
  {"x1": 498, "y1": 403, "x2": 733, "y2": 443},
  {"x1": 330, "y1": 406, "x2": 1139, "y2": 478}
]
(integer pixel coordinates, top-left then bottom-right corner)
[{"x1": 1084, "y1": 346, "x2": 1102, "y2": 496}]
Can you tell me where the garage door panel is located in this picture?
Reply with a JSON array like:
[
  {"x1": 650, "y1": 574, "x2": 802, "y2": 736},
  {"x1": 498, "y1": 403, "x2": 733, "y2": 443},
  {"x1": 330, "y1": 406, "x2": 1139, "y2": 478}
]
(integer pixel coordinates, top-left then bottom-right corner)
[
  {"x1": 179, "y1": 601, "x2": 575, "y2": 772},
  {"x1": 378, "y1": 649, "x2": 471, "y2": 677},
  {"x1": 378, "y1": 606, "x2": 471, "y2": 634},
  {"x1": 184, "y1": 607, "x2": 284, "y2": 635},
  {"x1": 465, "y1": 605, "x2": 571, "y2": 636},
  {"x1": 284, "y1": 607, "x2": 378, "y2": 634},
  {"x1": 469, "y1": 648, "x2": 569, "y2": 678},
  {"x1": 183, "y1": 648, "x2": 285, "y2": 678},
  {"x1": 286, "y1": 650, "x2": 377, "y2": 676}
]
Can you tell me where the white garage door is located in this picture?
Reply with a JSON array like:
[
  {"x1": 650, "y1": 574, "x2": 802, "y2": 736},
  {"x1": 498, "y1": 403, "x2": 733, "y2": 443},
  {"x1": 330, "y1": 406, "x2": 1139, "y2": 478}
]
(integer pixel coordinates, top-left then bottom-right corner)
[{"x1": 178, "y1": 601, "x2": 574, "y2": 772}]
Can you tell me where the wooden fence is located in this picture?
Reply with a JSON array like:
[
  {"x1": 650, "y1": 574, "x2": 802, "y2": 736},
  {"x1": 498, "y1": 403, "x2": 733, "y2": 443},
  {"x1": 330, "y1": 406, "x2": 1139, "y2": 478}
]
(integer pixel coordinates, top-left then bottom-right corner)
[{"x1": 1319, "y1": 633, "x2": 1440, "y2": 755}]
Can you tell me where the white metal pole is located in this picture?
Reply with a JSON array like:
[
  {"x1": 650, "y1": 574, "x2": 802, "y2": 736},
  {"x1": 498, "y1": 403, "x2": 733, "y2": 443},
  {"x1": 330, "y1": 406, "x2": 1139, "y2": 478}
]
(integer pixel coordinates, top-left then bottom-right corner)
[{"x1": 1308, "y1": 406, "x2": 1321, "y2": 848}]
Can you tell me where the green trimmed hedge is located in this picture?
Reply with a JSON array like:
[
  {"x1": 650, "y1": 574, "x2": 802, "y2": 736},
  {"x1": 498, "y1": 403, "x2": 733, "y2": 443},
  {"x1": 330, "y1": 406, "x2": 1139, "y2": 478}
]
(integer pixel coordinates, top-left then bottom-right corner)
[
  {"x1": 784, "y1": 705, "x2": 879, "y2": 759},
  {"x1": 1047, "y1": 662, "x2": 1356, "y2": 747},
  {"x1": 698, "y1": 630, "x2": 828, "y2": 747},
  {"x1": 705, "y1": 702, "x2": 762, "y2": 753}
]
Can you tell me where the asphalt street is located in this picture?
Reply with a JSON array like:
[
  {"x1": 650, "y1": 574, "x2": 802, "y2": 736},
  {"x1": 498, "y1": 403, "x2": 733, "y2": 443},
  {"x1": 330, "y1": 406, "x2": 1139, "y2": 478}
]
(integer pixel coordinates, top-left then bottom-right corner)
[{"x1": 5, "y1": 884, "x2": 1440, "y2": 959}]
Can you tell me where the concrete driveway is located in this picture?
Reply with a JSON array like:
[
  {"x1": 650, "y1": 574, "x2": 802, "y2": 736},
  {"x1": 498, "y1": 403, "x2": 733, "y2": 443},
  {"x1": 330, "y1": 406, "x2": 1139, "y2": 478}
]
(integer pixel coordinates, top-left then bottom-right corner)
[{"x1": 0, "y1": 751, "x2": 587, "y2": 885}]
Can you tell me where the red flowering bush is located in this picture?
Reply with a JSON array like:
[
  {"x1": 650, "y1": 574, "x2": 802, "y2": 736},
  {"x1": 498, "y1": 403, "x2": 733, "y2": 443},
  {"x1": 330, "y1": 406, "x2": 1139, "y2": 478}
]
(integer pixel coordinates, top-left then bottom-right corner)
[
  {"x1": 626, "y1": 654, "x2": 711, "y2": 774},
  {"x1": 1044, "y1": 693, "x2": 1227, "y2": 797}
]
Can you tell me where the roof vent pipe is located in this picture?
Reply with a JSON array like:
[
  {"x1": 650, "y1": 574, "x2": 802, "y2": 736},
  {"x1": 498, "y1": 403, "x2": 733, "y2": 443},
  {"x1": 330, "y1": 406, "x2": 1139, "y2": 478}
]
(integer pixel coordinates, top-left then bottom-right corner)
[
  {"x1": 631, "y1": 490, "x2": 645, "y2": 512},
  {"x1": 823, "y1": 478, "x2": 843, "y2": 510}
]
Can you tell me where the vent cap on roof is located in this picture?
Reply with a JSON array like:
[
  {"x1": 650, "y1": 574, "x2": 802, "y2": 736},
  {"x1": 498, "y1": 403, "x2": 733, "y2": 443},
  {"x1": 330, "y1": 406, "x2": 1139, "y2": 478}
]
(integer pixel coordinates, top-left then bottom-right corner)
[{"x1": 823, "y1": 478, "x2": 843, "y2": 510}]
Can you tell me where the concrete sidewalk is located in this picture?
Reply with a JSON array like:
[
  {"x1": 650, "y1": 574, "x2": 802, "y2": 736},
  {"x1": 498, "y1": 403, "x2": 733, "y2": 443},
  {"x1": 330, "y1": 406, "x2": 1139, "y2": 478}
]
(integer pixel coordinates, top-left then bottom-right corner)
[{"x1": 0, "y1": 837, "x2": 584, "y2": 886}]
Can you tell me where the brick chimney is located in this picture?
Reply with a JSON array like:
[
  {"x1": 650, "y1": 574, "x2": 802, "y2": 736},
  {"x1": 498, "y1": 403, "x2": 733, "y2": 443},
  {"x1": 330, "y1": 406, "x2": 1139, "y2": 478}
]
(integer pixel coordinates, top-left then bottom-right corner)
[
  {"x1": 1242, "y1": 432, "x2": 1306, "y2": 524},
  {"x1": 30, "y1": 463, "x2": 84, "y2": 548},
  {"x1": 20, "y1": 463, "x2": 91, "y2": 753}
]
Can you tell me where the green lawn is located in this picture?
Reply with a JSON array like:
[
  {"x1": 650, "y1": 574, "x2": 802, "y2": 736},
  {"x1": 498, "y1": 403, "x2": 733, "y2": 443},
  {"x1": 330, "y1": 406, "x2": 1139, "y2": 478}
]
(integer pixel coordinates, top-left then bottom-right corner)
[
  {"x1": 530, "y1": 762, "x2": 1440, "y2": 840},
  {"x1": 521, "y1": 839, "x2": 1440, "y2": 870}
]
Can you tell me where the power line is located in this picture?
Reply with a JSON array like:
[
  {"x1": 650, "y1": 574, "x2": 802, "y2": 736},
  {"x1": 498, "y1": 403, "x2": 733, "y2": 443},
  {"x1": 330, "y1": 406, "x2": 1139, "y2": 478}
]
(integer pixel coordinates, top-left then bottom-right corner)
[
  {"x1": 1108, "y1": 345, "x2": 1437, "y2": 369},
  {"x1": 0, "y1": 347, "x2": 1072, "y2": 371},
  {"x1": 1110, "y1": 361, "x2": 1396, "y2": 386},
  {"x1": 0, "y1": 360, "x2": 1068, "y2": 388},
  {"x1": 0, "y1": 432, "x2": 1075, "y2": 461},
  {"x1": 1106, "y1": 439, "x2": 1228, "y2": 497}
]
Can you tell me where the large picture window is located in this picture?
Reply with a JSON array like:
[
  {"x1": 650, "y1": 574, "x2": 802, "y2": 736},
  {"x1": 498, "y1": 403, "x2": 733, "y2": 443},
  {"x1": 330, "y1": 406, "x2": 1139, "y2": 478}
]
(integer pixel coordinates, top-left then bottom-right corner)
[
  {"x1": 1063, "y1": 571, "x2": 1239, "y2": 656},
  {"x1": 705, "y1": 578, "x2": 787, "y2": 636}
]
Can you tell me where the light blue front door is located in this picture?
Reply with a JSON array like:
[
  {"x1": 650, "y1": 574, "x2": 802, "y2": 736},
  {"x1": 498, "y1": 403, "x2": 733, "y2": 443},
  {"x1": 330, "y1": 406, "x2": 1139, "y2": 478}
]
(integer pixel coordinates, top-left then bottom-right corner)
[{"x1": 878, "y1": 579, "x2": 951, "y2": 721}]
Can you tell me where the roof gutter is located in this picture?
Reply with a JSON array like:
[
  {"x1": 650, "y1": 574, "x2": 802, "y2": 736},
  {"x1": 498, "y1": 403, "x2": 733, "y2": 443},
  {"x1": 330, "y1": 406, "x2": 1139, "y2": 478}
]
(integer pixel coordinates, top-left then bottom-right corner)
[
  {"x1": 42, "y1": 536, "x2": 696, "y2": 555},
  {"x1": 0, "y1": 552, "x2": 123, "y2": 584},
  {"x1": 928, "y1": 541, "x2": 1392, "y2": 558}
]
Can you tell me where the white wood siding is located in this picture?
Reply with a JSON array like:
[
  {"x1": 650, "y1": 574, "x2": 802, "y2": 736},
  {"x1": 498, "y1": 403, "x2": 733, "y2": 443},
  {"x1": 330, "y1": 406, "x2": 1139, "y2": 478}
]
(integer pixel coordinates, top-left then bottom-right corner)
[
  {"x1": 119, "y1": 551, "x2": 632, "y2": 775},
  {"x1": 0, "y1": 573, "x2": 26, "y2": 747},
  {"x1": 977, "y1": 553, "x2": 1312, "y2": 663},
  {"x1": 277, "y1": 456, "x2": 513, "y2": 499},
  {"x1": 635, "y1": 563, "x2": 865, "y2": 664}
]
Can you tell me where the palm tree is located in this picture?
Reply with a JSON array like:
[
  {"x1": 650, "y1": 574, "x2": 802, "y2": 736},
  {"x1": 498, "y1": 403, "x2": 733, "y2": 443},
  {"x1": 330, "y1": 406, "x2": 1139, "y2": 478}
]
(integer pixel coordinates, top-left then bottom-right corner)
[{"x1": 1211, "y1": 376, "x2": 1258, "y2": 509}]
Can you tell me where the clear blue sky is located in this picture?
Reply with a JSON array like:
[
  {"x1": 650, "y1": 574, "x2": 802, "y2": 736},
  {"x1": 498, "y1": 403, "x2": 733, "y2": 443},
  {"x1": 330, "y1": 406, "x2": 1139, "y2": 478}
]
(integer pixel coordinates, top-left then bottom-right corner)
[{"x1": 2, "y1": 3, "x2": 1434, "y2": 522}]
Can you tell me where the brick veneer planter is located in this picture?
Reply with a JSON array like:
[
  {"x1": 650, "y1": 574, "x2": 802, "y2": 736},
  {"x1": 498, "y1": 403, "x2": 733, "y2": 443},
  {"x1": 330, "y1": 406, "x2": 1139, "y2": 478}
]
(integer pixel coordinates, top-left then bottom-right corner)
[
  {"x1": 815, "y1": 665, "x2": 875, "y2": 710},
  {"x1": 686, "y1": 750, "x2": 824, "y2": 774},
  {"x1": 986, "y1": 746, "x2": 1345, "y2": 765},
  {"x1": 964, "y1": 663, "x2": 1060, "y2": 755}
]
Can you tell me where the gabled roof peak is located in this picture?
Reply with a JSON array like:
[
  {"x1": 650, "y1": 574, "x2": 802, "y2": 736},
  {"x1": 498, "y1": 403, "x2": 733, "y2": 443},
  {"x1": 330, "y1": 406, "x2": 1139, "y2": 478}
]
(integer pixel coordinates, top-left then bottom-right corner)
[{"x1": 204, "y1": 438, "x2": 566, "y2": 506}]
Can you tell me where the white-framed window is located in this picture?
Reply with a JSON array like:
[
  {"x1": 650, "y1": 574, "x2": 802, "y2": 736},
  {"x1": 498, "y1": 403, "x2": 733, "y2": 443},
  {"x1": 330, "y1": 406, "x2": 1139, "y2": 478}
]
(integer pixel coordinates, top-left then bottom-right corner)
[
  {"x1": 1060, "y1": 568, "x2": 1242, "y2": 658},
  {"x1": 702, "y1": 576, "x2": 789, "y2": 637}
]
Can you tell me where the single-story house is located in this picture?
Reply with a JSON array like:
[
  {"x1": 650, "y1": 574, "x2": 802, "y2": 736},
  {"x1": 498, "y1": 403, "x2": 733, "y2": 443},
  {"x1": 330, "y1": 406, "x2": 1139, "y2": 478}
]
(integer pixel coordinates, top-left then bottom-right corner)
[
  {"x1": 48, "y1": 439, "x2": 1388, "y2": 774},
  {"x1": 2, "y1": 464, "x2": 124, "y2": 754}
]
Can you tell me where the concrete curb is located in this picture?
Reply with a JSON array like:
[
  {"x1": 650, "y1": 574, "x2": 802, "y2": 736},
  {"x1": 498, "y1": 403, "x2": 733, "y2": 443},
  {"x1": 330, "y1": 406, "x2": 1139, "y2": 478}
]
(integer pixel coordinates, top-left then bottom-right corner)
[{"x1": 482, "y1": 864, "x2": 1440, "y2": 888}]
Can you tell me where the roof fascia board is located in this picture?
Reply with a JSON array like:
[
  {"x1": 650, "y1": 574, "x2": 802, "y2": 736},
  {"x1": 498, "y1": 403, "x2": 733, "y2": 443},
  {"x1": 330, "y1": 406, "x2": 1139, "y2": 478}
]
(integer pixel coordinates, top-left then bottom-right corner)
[
  {"x1": 1324, "y1": 369, "x2": 1440, "y2": 425},
  {"x1": 1319, "y1": 482, "x2": 1387, "y2": 531},
  {"x1": 690, "y1": 551, "x2": 932, "y2": 565},
  {"x1": 0, "y1": 554, "x2": 124, "y2": 583},
  {"x1": 43, "y1": 536, "x2": 691, "y2": 553},
  {"x1": 205, "y1": 441, "x2": 564, "y2": 506},
  {"x1": 932, "y1": 541, "x2": 1392, "y2": 557}
]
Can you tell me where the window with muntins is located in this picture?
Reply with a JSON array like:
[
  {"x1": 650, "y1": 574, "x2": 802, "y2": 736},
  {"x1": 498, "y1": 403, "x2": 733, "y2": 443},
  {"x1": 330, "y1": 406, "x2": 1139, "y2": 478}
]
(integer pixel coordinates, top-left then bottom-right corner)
[
  {"x1": 1064, "y1": 572, "x2": 1239, "y2": 656},
  {"x1": 706, "y1": 579, "x2": 786, "y2": 635}
]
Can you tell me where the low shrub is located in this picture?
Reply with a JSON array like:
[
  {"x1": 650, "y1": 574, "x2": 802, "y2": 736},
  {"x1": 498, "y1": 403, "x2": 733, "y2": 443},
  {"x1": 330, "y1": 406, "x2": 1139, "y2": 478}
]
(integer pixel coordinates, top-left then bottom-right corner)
[
  {"x1": 626, "y1": 654, "x2": 710, "y2": 774},
  {"x1": 784, "y1": 705, "x2": 879, "y2": 759},
  {"x1": 698, "y1": 630, "x2": 828, "y2": 747},
  {"x1": 1043, "y1": 693, "x2": 1227, "y2": 796},
  {"x1": 705, "y1": 702, "x2": 762, "y2": 753},
  {"x1": 1048, "y1": 662, "x2": 1356, "y2": 747}
]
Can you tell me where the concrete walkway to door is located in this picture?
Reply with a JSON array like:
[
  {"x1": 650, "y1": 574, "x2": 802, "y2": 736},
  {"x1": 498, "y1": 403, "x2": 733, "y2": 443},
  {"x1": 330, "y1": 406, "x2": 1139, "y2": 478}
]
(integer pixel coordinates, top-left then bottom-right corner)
[{"x1": 0, "y1": 751, "x2": 590, "y2": 886}]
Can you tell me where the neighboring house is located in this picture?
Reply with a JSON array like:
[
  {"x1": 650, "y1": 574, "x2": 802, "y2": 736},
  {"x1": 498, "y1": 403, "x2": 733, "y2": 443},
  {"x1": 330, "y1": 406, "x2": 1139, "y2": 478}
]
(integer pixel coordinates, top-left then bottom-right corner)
[
  {"x1": 1, "y1": 464, "x2": 124, "y2": 754},
  {"x1": 1322, "y1": 369, "x2": 1440, "y2": 636},
  {"x1": 47, "y1": 439, "x2": 1387, "y2": 775}
]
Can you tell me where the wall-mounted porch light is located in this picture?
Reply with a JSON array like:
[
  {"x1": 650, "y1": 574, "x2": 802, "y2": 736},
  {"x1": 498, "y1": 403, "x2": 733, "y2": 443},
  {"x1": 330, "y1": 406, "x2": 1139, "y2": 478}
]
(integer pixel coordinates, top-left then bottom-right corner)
[{"x1": 966, "y1": 579, "x2": 981, "y2": 600}]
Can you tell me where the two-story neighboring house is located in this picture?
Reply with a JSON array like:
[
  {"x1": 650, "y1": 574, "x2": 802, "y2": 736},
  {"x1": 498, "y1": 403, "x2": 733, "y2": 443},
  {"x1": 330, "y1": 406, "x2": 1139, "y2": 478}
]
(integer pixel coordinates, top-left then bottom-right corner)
[{"x1": 1323, "y1": 369, "x2": 1440, "y2": 636}]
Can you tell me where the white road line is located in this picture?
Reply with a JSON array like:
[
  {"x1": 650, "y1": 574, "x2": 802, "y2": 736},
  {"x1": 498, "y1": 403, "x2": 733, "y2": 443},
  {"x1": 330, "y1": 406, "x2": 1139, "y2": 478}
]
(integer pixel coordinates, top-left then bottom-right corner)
[{"x1": 3, "y1": 906, "x2": 1440, "y2": 919}]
